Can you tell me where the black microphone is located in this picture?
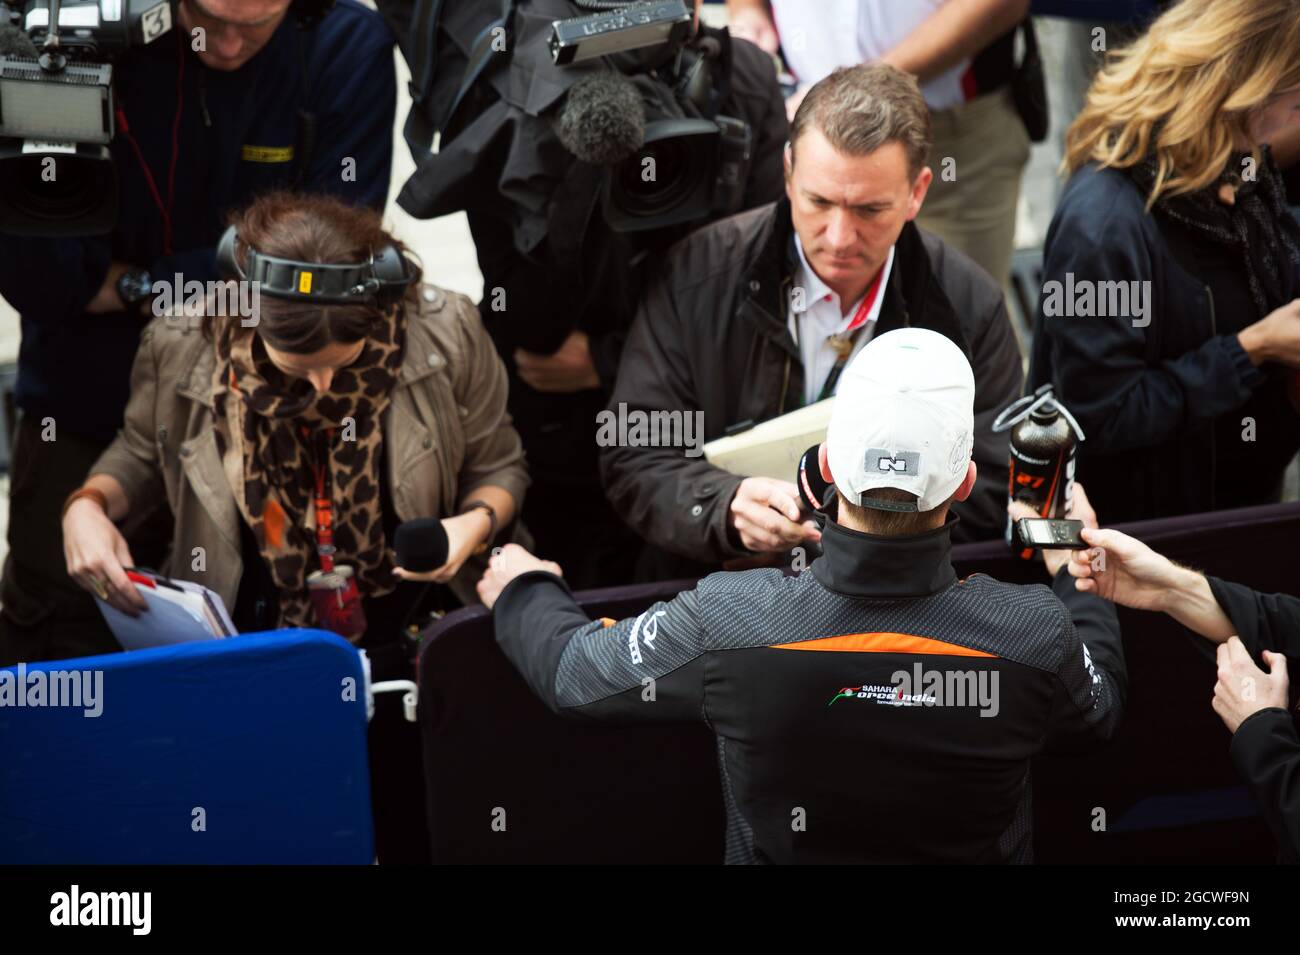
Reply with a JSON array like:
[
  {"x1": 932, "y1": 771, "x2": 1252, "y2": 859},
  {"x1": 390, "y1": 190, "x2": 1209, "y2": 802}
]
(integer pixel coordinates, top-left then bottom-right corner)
[
  {"x1": 553, "y1": 70, "x2": 646, "y2": 166},
  {"x1": 0, "y1": 24, "x2": 40, "y2": 59},
  {"x1": 796, "y1": 444, "x2": 832, "y2": 513},
  {"x1": 393, "y1": 518, "x2": 449, "y2": 574}
]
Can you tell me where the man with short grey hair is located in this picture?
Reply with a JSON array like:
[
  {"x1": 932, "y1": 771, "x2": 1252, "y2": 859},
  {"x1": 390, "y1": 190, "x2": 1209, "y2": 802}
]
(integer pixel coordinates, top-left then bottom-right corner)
[{"x1": 601, "y1": 62, "x2": 1023, "y2": 581}]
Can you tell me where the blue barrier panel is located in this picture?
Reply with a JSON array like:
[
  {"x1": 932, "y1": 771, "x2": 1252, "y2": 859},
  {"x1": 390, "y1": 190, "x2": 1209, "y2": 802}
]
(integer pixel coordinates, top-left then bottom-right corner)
[{"x1": 0, "y1": 629, "x2": 373, "y2": 864}]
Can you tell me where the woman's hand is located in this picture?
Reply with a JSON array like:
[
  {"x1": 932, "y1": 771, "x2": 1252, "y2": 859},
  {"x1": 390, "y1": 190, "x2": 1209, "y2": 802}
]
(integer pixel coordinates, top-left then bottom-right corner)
[
  {"x1": 393, "y1": 510, "x2": 490, "y2": 585},
  {"x1": 63, "y1": 497, "x2": 147, "y2": 615},
  {"x1": 1238, "y1": 299, "x2": 1300, "y2": 368}
]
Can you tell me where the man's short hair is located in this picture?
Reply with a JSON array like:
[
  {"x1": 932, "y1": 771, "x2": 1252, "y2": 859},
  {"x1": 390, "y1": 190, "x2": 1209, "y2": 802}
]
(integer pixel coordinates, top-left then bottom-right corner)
[
  {"x1": 789, "y1": 62, "x2": 932, "y2": 179},
  {"x1": 838, "y1": 487, "x2": 949, "y2": 536}
]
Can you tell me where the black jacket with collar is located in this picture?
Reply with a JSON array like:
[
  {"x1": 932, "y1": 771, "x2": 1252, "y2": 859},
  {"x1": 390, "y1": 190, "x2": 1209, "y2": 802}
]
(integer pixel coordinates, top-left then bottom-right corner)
[
  {"x1": 493, "y1": 514, "x2": 1126, "y2": 864},
  {"x1": 1027, "y1": 162, "x2": 1300, "y2": 524},
  {"x1": 599, "y1": 198, "x2": 1024, "y2": 579}
]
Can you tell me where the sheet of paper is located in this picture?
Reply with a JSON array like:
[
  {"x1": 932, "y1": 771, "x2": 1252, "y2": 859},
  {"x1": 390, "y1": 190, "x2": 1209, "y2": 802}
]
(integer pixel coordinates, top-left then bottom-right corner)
[{"x1": 703, "y1": 398, "x2": 835, "y2": 480}]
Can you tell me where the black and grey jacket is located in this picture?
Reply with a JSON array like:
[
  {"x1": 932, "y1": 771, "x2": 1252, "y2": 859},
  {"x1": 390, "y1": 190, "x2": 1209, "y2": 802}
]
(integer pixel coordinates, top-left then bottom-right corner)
[{"x1": 493, "y1": 515, "x2": 1126, "y2": 864}]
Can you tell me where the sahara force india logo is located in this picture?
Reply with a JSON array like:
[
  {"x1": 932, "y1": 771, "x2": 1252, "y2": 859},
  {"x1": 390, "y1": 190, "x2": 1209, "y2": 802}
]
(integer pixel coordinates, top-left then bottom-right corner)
[{"x1": 828, "y1": 683, "x2": 932, "y2": 707}]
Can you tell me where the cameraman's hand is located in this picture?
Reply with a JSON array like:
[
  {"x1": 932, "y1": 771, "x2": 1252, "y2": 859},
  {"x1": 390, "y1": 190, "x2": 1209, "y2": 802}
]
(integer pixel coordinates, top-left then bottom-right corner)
[
  {"x1": 86, "y1": 262, "x2": 131, "y2": 315},
  {"x1": 476, "y1": 544, "x2": 564, "y2": 610},
  {"x1": 729, "y1": 477, "x2": 821, "y2": 553},
  {"x1": 727, "y1": 2, "x2": 780, "y2": 54},
  {"x1": 1239, "y1": 299, "x2": 1300, "y2": 369},
  {"x1": 63, "y1": 497, "x2": 147, "y2": 616},
  {"x1": 514, "y1": 331, "x2": 601, "y2": 393}
]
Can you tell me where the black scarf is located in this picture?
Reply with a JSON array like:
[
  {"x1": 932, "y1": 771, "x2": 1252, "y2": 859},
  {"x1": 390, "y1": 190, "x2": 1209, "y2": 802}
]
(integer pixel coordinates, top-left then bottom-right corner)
[{"x1": 1128, "y1": 146, "x2": 1300, "y2": 318}]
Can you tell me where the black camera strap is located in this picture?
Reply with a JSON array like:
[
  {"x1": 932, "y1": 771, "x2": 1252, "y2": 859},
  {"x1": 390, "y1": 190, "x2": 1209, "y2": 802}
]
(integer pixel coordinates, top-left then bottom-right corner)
[
  {"x1": 404, "y1": 0, "x2": 517, "y2": 160},
  {"x1": 402, "y1": 0, "x2": 446, "y2": 161}
]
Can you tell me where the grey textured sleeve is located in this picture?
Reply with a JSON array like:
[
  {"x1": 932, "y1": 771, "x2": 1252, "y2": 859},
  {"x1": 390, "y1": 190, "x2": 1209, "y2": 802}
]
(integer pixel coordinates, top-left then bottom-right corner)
[
  {"x1": 493, "y1": 572, "x2": 712, "y2": 725},
  {"x1": 1042, "y1": 568, "x2": 1127, "y2": 752}
]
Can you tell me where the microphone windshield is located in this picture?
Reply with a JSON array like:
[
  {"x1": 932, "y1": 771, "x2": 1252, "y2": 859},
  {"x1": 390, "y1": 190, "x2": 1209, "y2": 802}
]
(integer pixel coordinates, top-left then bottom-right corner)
[
  {"x1": 554, "y1": 70, "x2": 646, "y2": 166},
  {"x1": 394, "y1": 518, "x2": 450, "y2": 574},
  {"x1": 0, "y1": 25, "x2": 39, "y2": 59}
]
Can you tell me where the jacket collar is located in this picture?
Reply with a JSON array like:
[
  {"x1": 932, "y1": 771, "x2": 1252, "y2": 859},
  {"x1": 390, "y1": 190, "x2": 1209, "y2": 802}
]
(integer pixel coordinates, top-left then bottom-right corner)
[
  {"x1": 739, "y1": 200, "x2": 972, "y2": 363},
  {"x1": 811, "y1": 513, "x2": 959, "y2": 598},
  {"x1": 175, "y1": 287, "x2": 448, "y2": 405}
]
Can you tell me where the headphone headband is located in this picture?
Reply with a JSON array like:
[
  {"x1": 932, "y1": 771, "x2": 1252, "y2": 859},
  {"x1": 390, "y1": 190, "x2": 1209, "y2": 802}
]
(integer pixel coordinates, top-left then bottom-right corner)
[{"x1": 215, "y1": 225, "x2": 414, "y2": 309}]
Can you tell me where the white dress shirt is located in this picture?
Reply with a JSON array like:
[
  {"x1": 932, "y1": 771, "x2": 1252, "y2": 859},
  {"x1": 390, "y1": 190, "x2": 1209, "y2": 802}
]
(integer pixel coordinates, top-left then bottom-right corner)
[
  {"x1": 788, "y1": 237, "x2": 895, "y2": 406},
  {"x1": 769, "y1": 0, "x2": 972, "y2": 112}
]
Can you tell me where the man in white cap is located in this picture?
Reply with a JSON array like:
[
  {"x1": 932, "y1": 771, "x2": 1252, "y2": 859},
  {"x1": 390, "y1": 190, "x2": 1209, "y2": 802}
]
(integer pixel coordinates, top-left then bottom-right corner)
[{"x1": 479, "y1": 328, "x2": 1126, "y2": 864}]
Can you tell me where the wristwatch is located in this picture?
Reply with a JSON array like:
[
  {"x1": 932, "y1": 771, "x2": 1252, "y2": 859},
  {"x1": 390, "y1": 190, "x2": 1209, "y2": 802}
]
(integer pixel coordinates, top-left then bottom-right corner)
[
  {"x1": 459, "y1": 500, "x2": 498, "y2": 554},
  {"x1": 116, "y1": 268, "x2": 153, "y2": 309}
]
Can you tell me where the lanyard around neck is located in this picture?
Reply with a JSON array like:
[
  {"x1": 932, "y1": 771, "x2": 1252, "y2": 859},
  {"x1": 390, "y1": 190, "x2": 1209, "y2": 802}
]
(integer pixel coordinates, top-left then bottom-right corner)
[
  {"x1": 813, "y1": 264, "x2": 887, "y2": 403},
  {"x1": 307, "y1": 427, "x2": 336, "y2": 574}
]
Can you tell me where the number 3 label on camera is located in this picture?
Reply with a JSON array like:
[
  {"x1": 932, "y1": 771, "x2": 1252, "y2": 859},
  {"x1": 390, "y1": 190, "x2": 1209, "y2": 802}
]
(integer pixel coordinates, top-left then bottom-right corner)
[{"x1": 140, "y1": 2, "x2": 173, "y2": 43}]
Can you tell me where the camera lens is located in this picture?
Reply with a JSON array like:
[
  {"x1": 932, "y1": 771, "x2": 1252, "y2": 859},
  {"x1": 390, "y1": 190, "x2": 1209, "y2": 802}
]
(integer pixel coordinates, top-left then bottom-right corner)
[
  {"x1": 0, "y1": 150, "x2": 117, "y2": 236},
  {"x1": 617, "y1": 137, "x2": 694, "y2": 220}
]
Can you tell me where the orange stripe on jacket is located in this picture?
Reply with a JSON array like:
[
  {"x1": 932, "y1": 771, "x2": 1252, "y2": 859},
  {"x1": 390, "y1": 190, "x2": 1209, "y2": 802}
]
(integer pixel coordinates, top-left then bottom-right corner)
[{"x1": 772, "y1": 632, "x2": 997, "y2": 658}]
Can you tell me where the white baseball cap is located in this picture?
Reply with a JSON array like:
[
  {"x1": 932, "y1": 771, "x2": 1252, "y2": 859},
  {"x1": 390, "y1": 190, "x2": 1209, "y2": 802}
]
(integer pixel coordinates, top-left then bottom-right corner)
[{"x1": 827, "y1": 327, "x2": 975, "y2": 513}]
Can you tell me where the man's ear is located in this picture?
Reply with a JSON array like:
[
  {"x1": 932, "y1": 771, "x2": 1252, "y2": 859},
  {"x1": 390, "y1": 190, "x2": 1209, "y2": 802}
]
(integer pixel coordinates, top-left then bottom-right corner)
[
  {"x1": 818, "y1": 440, "x2": 833, "y2": 483},
  {"x1": 906, "y1": 166, "x2": 933, "y2": 221},
  {"x1": 783, "y1": 143, "x2": 794, "y2": 198},
  {"x1": 952, "y1": 460, "x2": 977, "y2": 502}
]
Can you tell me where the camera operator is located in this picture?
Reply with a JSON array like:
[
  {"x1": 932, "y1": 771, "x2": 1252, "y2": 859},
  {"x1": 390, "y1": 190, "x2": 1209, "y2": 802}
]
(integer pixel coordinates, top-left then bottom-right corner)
[
  {"x1": 601, "y1": 63, "x2": 1023, "y2": 581},
  {"x1": 379, "y1": 0, "x2": 789, "y2": 589},
  {"x1": 1041, "y1": 516, "x2": 1300, "y2": 863},
  {"x1": 480, "y1": 329, "x2": 1124, "y2": 864},
  {"x1": 0, "y1": 0, "x2": 397, "y2": 665}
]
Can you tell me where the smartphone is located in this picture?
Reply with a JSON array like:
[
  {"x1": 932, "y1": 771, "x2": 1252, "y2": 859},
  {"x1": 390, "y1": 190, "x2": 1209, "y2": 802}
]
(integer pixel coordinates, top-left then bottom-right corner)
[{"x1": 1015, "y1": 518, "x2": 1085, "y2": 549}]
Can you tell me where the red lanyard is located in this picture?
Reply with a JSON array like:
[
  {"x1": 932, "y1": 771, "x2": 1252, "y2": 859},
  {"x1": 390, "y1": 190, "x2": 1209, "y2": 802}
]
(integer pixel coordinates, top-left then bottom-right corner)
[
  {"x1": 114, "y1": 27, "x2": 186, "y2": 256},
  {"x1": 814, "y1": 264, "x2": 887, "y2": 402},
  {"x1": 308, "y1": 427, "x2": 336, "y2": 574}
]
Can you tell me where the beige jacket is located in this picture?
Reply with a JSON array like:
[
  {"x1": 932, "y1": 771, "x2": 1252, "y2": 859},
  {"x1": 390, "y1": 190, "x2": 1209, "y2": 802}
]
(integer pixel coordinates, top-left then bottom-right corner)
[{"x1": 92, "y1": 283, "x2": 530, "y2": 612}]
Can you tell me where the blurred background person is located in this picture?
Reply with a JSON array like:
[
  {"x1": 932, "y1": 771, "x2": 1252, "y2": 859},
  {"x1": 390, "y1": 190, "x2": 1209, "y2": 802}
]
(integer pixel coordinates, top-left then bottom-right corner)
[
  {"x1": 39, "y1": 194, "x2": 526, "y2": 665},
  {"x1": 727, "y1": 0, "x2": 1039, "y2": 289},
  {"x1": 1029, "y1": 0, "x2": 1300, "y2": 525}
]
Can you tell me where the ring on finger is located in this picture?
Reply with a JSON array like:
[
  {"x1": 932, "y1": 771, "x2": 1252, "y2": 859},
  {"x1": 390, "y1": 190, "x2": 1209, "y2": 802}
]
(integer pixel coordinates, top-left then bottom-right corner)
[{"x1": 90, "y1": 578, "x2": 109, "y2": 601}]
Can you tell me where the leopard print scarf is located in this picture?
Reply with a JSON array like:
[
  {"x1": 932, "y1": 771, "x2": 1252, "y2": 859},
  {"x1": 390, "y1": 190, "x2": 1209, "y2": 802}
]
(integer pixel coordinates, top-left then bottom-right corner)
[{"x1": 210, "y1": 311, "x2": 406, "y2": 627}]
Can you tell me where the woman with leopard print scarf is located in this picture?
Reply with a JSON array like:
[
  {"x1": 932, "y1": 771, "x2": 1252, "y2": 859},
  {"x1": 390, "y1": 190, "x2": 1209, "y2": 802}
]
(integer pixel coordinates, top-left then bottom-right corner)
[{"x1": 61, "y1": 193, "x2": 530, "y2": 642}]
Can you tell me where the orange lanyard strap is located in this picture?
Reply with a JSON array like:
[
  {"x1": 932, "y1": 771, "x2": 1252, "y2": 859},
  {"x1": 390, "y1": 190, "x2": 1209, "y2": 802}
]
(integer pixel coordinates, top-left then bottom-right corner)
[{"x1": 308, "y1": 427, "x2": 336, "y2": 574}]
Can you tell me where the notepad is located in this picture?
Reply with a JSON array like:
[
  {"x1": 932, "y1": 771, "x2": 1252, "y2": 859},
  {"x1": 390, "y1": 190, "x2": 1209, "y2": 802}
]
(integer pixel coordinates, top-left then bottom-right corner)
[
  {"x1": 96, "y1": 569, "x2": 238, "y2": 651},
  {"x1": 702, "y1": 398, "x2": 835, "y2": 480}
]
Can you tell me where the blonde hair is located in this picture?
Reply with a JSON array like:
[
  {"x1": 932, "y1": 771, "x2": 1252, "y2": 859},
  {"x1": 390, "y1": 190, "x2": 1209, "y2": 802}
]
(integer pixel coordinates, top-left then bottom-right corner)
[{"x1": 1064, "y1": 0, "x2": 1300, "y2": 207}]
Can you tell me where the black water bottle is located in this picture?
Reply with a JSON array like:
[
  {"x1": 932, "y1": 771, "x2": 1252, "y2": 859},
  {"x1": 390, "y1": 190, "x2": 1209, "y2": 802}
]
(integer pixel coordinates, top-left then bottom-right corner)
[{"x1": 994, "y1": 386, "x2": 1084, "y2": 560}]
